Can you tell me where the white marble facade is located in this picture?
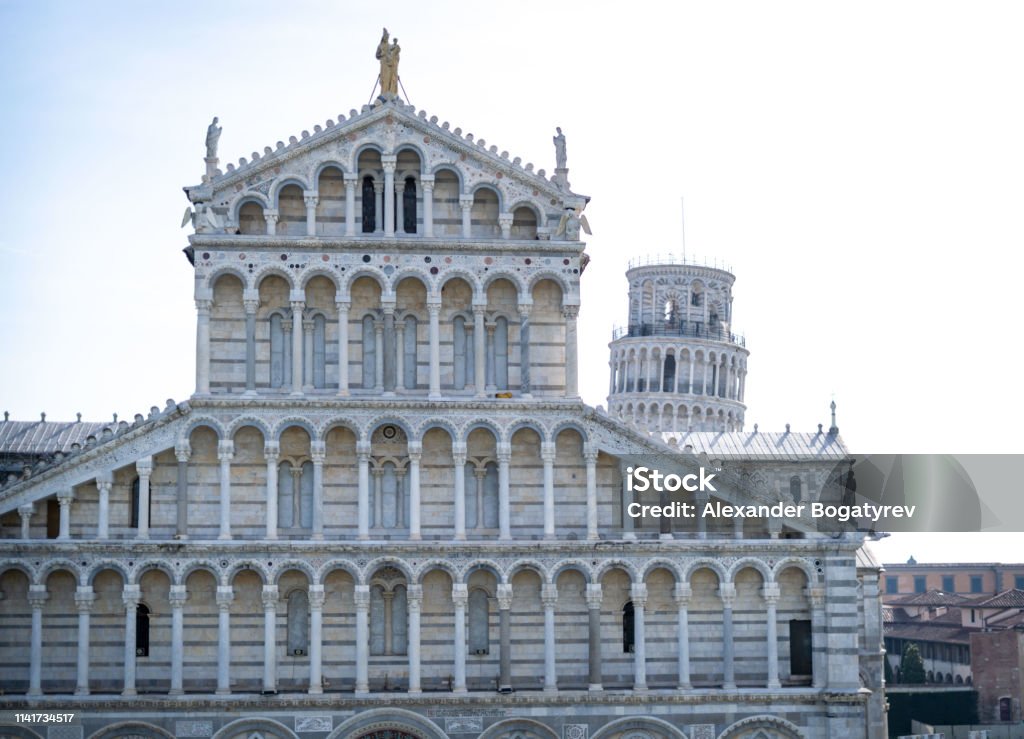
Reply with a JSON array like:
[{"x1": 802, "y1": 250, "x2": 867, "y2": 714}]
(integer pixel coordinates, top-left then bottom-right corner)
[{"x1": 0, "y1": 90, "x2": 885, "y2": 739}]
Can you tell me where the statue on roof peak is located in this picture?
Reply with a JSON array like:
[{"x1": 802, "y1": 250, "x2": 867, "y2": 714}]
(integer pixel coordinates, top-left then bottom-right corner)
[
  {"x1": 376, "y1": 28, "x2": 401, "y2": 98},
  {"x1": 205, "y1": 116, "x2": 221, "y2": 160}
]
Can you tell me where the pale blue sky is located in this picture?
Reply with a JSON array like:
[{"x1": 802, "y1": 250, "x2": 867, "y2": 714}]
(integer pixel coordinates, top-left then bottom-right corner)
[{"x1": 2, "y1": 1, "x2": 1022, "y2": 562}]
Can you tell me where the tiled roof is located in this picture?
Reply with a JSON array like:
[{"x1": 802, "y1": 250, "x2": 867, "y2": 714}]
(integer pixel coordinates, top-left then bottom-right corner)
[
  {"x1": 890, "y1": 590, "x2": 972, "y2": 607},
  {"x1": 971, "y1": 589, "x2": 1024, "y2": 609},
  {"x1": 661, "y1": 430, "x2": 849, "y2": 460},
  {"x1": 885, "y1": 620, "x2": 975, "y2": 644},
  {"x1": 0, "y1": 420, "x2": 108, "y2": 456}
]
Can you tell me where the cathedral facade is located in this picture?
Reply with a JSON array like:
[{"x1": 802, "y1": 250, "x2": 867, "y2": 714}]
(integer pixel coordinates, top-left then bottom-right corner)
[{"x1": 0, "y1": 62, "x2": 885, "y2": 739}]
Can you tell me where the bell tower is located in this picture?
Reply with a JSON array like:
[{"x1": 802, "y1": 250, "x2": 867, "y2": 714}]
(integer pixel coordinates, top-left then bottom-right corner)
[{"x1": 607, "y1": 256, "x2": 749, "y2": 433}]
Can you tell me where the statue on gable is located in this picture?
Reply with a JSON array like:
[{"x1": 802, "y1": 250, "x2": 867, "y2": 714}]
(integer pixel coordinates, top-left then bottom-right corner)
[
  {"x1": 553, "y1": 127, "x2": 567, "y2": 169},
  {"x1": 376, "y1": 28, "x2": 401, "y2": 98},
  {"x1": 556, "y1": 206, "x2": 592, "y2": 241},
  {"x1": 205, "y1": 117, "x2": 222, "y2": 159}
]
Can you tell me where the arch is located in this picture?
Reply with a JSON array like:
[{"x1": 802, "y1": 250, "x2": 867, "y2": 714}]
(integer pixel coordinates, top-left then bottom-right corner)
[
  {"x1": 508, "y1": 419, "x2": 549, "y2": 443},
  {"x1": 231, "y1": 192, "x2": 270, "y2": 220},
  {"x1": 363, "y1": 556, "x2": 415, "y2": 584},
  {"x1": 482, "y1": 270, "x2": 527, "y2": 299},
  {"x1": 391, "y1": 268, "x2": 435, "y2": 294},
  {"x1": 181, "y1": 416, "x2": 226, "y2": 441},
  {"x1": 772, "y1": 558, "x2": 819, "y2": 584},
  {"x1": 462, "y1": 559, "x2": 503, "y2": 583},
  {"x1": 463, "y1": 418, "x2": 503, "y2": 443},
  {"x1": 253, "y1": 264, "x2": 298, "y2": 291},
  {"x1": 317, "y1": 559, "x2": 361, "y2": 584},
  {"x1": 319, "y1": 417, "x2": 363, "y2": 441},
  {"x1": 594, "y1": 558, "x2": 640, "y2": 584},
  {"x1": 34, "y1": 559, "x2": 81, "y2": 586},
  {"x1": 417, "y1": 559, "x2": 460, "y2": 584},
  {"x1": 394, "y1": 140, "x2": 429, "y2": 162},
  {"x1": 505, "y1": 558, "x2": 548, "y2": 584},
  {"x1": 727, "y1": 557, "x2": 773, "y2": 584},
  {"x1": 271, "y1": 559, "x2": 317, "y2": 586},
  {"x1": 0, "y1": 560, "x2": 36, "y2": 583},
  {"x1": 527, "y1": 269, "x2": 572, "y2": 298},
  {"x1": 366, "y1": 416, "x2": 417, "y2": 441},
  {"x1": 206, "y1": 265, "x2": 250, "y2": 292},
  {"x1": 550, "y1": 558, "x2": 594, "y2": 584},
  {"x1": 299, "y1": 267, "x2": 341, "y2": 290},
  {"x1": 179, "y1": 560, "x2": 220, "y2": 585},
  {"x1": 87, "y1": 722, "x2": 175, "y2": 739},
  {"x1": 550, "y1": 420, "x2": 590, "y2": 443},
  {"x1": 641, "y1": 558, "x2": 684, "y2": 583},
  {"x1": 352, "y1": 141, "x2": 386, "y2": 166},
  {"x1": 682, "y1": 558, "x2": 728, "y2": 583},
  {"x1": 438, "y1": 268, "x2": 484, "y2": 297},
  {"x1": 470, "y1": 182, "x2": 504, "y2": 210},
  {"x1": 342, "y1": 266, "x2": 388, "y2": 296},
  {"x1": 312, "y1": 159, "x2": 349, "y2": 183},
  {"x1": 416, "y1": 417, "x2": 459, "y2": 443},
  {"x1": 227, "y1": 416, "x2": 272, "y2": 441},
  {"x1": 223, "y1": 560, "x2": 269, "y2": 585},
  {"x1": 508, "y1": 199, "x2": 544, "y2": 224},
  {"x1": 327, "y1": 708, "x2": 448, "y2": 739},
  {"x1": 132, "y1": 560, "x2": 176, "y2": 586},
  {"x1": 212, "y1": 718, "x2": 299, "y2": 739},
  {"x1": 591, "y1": 717, "x2": 688, "y2": 739},
  {"x1": 430, "y1": 163, "x2": 464, "y2": 188},
  {"x1": 87, "y1": 560, "x2": 131, "y2": 586},
  {"x1": 270, "y1": 175, "x2": 311, "y2": 204},
  {"x1": 717, "y1": 715, "x2": 806, "y2": 739},
  {"x1": 272, "y1": 417, "x2": 319, "y2": 442},
  {"x1": 478, "y1": 719, "x2": 559, "y2": 739}
]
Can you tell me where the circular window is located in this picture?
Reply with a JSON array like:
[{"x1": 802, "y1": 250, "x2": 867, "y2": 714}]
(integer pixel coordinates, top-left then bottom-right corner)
[{"x1": 382, "y1": 425, "x2": 397, "y2": 439}]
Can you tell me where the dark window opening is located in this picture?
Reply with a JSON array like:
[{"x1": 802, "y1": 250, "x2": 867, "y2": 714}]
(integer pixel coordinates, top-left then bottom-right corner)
[
  {"x1": 402, "y1": 177, "x2": 417, "y2": 233},
  {"x1": 130, "y1": 477, "x2": 151, "y2": 529},
  {"x1": 942, "y1": 575, "x2": 955, "y2": 592},
  {"x1": 886, "y1": 578, "x2": 899, "y2": 594},
  {"x1": 361, "y1": 176, "x2": 376, "y2": 233},
  {"x1": 789, "y1": 619, "x2": 812, "y2": 676},
  {"x1": 136, "y1": 603, "x2": 150, "y2": 657},
  {"x1": 970, "y1": 575, "x2": 983, "y2": 594},
  {"x1": 46, "y1": 498, "x2": 59, "y2": 539},
  {"x1": 622, "y1": 601, "x2": 635, "y2": 653},
  {"x1": 914, "y1": 576, "x2": 926, "y2": 594}
]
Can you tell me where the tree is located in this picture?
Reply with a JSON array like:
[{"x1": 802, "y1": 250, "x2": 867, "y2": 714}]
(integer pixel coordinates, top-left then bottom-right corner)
[
  {"x1": 900, "y1": 642, "x2": 926, "y2": 684},
  {"x1": 884, "y1": 654, "x2": 894, "y2": 683}
]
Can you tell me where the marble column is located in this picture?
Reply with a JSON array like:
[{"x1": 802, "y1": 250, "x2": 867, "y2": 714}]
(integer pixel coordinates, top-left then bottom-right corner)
[
  {"x1": 135, "y1": 457, "x2": 152, "y2": 540},
  {"x1": 97, "y1": 471, "x2": 112, "y2": 540},
  {"x1": 408, "y1": 441, "x2": 422, "y2": 540},
  {"x1": 808, "y1": 586, "x2": 826, "y2": 689},
  {"x1": 303, "y1": 317, "x2": 314, "y2": 391},
  {"x1": 74, "y1": 587, "x2": 95, "y2": 695},
  {"x1": 261, "y1": 585, "x2": 278, "y2": 693},
  {"x1": 631, "y1": 583, "x2": 648, "y2": 690},
  {"x1": 563, "y1": 304, "x2": 579, "y2": 397},
  {"x1": 497, "y1": 584, "x2": 513, "y2": 691},
  {"x1": 497, "y1": 442, "x2": 511, "y2": 540},
  {"x1": 764, "y1": 583, "x2": 781, "y2": 688},
  {"x1": 357, "y1": 442, "x2": 371, "y2": 539},
  {"x1": 407, "y1": 584, "x2": 423, "y2": 693},
  {"x1": 541, "y1": 442, "x2": 556, "y2": 539},
  {"x1": 215, "y1": 586, "x2": 233, "y2": 694},
  {"x1": 265, "y1": 442, "x2": 279, "y2": 539},
  {"x1": 308, "y1": 585, "x2": 324, "y2": 694},
  {"x1": 541, "y1": 584, "x2": 558, "y2": 692},
  {"x1": 57, "y1": 489, "x2": 74, "y2": 540},
  {"x1": 518, "y1": 304, "x2": 531, "y2": 396},
  {"x1": 27, "y1": 585, "x2": 47, "y2": 696},
  {"x1": 122, "y1": 585, "x2": 141, "y2": 696},
  {"x1": 354, "y1": 585, "x2": 370, "y2": 694},
  {"x1": 169, "y1": 585, "x2": 187, "y2": 695},
  {"x1": 674, "y1": 583, "x2": 692, "y2": 689},
  {"x1": 586, "y1": 583, "x2": 603, "y2": 691},
  {"x1": 395, "y1": 319, "x2": 405, "y2": 391},
  {"x1": 373, "y1": 182, "x2": 384, "y2": 233},
  {"x1": 304, "y1": 191, "x2": 318, "y2": 236},
  {"x1": 688, "y1": 357, "x2": 696, "y2": 395},
  {"x1": 382, "y1": 303, "x2": 396, "y2": 393},
  {"x1": 311, "y1": 441, "x2": 325, "y2": 539},
  {"x1": 427, "y1": 301, "x2": 441, "y2": 399},
  {"x1": 452, "y1": 583, "x2": 468, "y2": 693},
  {"x1": 344, "y1": 175, "x2": 358, "y2": 236},
  {"x1": 18, "y1": 503, "x2": 32, "y2": 540},
  {"x1": 244, "y1": 296, "x2": 258, "y2": 394},
  {"x1": 453, "y1": 442, "x2": 467, "y2": 540},
  {"x1": 720, "y1": 583, "x2": 737, "y2": 689},
  {"x1": 584, "y1": 444, "x2": 599, "y2": 541},
  {"x1": 374, "y1": 319, "x2": 385, "y2": 392},
  {"x1": 499, "y1": 213, "x2": 513, "y2": 240},
  {"x1": 394, "y1": 181, "x2": 405, "y2": 234},
  {"x1": 337, "y1": 301, "x2": 350, "y2": 396},
  {"x1": 265, "y1": 210, "x2": 278, "y2": 236},
  {"x1": 217, "y1": 440, "x2": 233, "y2": 540},
  {"x1": 291, "y1": 298, "x2": 305, "y2": 395},
  {"x1": 421, "y1": 176, "x2": 434, "y2": 237},
  {"x1": 195, "y1": 298, "x2": 212, "y2": 395},
  {"x1": 473, "y1": 305, "x2": 487, "y2": 398},
  {"x1": 382, "y1": 157, "x2": 396, "y2": 237},
  {"x1": 459, "y1": 195, "x2": 473, "y2": 238},
  {"x1": 174, "y1": 444, "x2": 189, "y2": 538}
]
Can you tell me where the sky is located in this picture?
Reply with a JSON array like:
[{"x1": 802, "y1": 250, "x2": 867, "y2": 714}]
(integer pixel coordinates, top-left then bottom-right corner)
[{"x1": 1, "y1": 1, "x2": 1022, "y2": 564}]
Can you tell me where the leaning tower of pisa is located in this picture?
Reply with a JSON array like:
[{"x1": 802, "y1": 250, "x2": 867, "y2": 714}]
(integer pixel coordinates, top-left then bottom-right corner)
[{"x1": 608, "y1": 255, "x2": 749, "y2": 433}]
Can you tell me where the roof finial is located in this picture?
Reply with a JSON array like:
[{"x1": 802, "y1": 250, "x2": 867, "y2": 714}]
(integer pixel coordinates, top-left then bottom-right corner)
[
  {"x1": 76, "y1": 413, "x2": 82, "y2": 423},
  {"x1": 3, "y1": 411, "x2": 7, "y2": 422},
  {"x1": 40, "y1": 412, "x2": 46, "y2": 422},
  {"x1": 829, "y1": 399, "x2": 839, "y2": 435},
  {"x1": 113, "y1": 413, "x2": 118, "y2": 423}
]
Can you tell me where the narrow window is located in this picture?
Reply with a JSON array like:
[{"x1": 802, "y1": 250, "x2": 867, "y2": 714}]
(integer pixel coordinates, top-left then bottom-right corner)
[
  {"x1": 465, "y1": 462, "x2": 479, "y2": 531},
  {"x1": 914, "y1": 575, "x2": 926, "y2": 594},
  {"x1": 402, "y1": 177, "x2": 417, "y2": 233},
  {"x1": 886, "y1": 578, "x2": 899, "y2": 595},
  {"x1": 287, "y1": 590, "x2": 309, "y2": 656},
  {"x1": 369, "y1": 585, "x2": 385, "y2": 655},
  {"x1": 453, "y1": 316, "x2": 467, "y2": 390},
  {"x1": 970, "y1": 575, "x2": 983, "y2": 593},
  {"x1": 662, "y1": 354, "x2": 676, "y2": 392},
  {"x1": 494, "y1": 316, "x2": 508, "y2": 390},
  {"x1": 392, "y1": 585, "x2": 408, "y2": 655},
  {"x1": 622, "y1": 601, "x2": 635, "y2": 653},
  {"x1": 270, "y1": 314, "x2": 285, "y2": 388},
  {"x1": 362, "y1": 316, "x2": 376, "y2": 388},
  {"x1": 468, "y1": 588, "x2": 490, "y2": 655},
  {"x1": 482, "y1": 462, "x2": 499, "y2": 528},
  {"x1": 1016, "y1": 575, "x2": 1024, "y2": 590},
  {"x1": 278, "y1": 461, "x2": 294, "y2": 529},
  {"x1": 361, "y1": 176, "x2": 376, "y2": 233},
  {"x1": 1000, "y1": 697, "x2": 1012, "y2": 722},
  {"x1": 789, "y1": 619, "x2": 812, "y2": 675},
  {"x1": 299, "y1": 461, "x2": 314, "y2": 529},
  {"x1": 942, "y1": 575, "x2": 954, "y2": 593},
  {"x1": 403, "y1": 316, "x2": 417, "y2": 389},
  {"x1": 312, "y1": 315, "x2": 326, "y2": 389},
  {"x1": 381, "y1": 462, "x2": 398, "y2": 529},
  {"x1": 136, "y1": 603, "x2": 150, "y2": 657},
  {"x1": 46, "y1": 498, "x2": 59, "y2": 539}
]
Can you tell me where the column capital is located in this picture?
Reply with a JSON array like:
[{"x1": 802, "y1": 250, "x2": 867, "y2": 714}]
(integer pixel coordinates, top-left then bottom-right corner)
[
  {"x1": 57, "y1": 489, "x2": 75, "y2": 505},
  {"x1": 174, "y1": 441, "x2": 191, "y2": 463},
  {"x1": 407, "y1": 584, "x2": 423, "y2": 611},
  {"x1": 427, "y1": 301, "x2": 442, "y2": 317},
  {"x1": 135, "y1": 456, "x2": 154, "y2": 475},
  {"x1": 215, "y1": 586, "x2": 234, "y2": 610},
  {"x1": 261, "y1": 585, "x2": 279, "y2": 609},
  {"x1": 169, "y1": 585, "x2": 188, "y2": 609},
  {"x1": 217, "y1": 439, "x2": 234, "y2": 460},
  {"x1": 497, "y1": 583, "x2": 514, "y2": 610},
  {"x1": 452, "y1": 583, "x2": 469, "y2": 607},
  {"x1": 518, "y1": 303, "x2": 533, "y2": 320},
  {"x1": 264, "y1": 441, "x2": 280, "y2": 461},
  {"x1": 354, "y1": 584, "x2": 371, "y2": 608},
  {"x1": 304, "y1": 194, "x2": 319, "y2": 208},
  {"x1": 459, "y1": 194, "x2": 474, "y2": 208},
  {"x1": 420, "y1": 174, "x2": 435, "y2": 187},
  {"x1": 18, "y1": 503, "x2": 34, "y2": 518},
  {"x1": 585, "y1": 583, "x2": 603, "y2": 610},
  {"x1": 244, "y1": 299, "x2": 260, "y2": 315},
  {"x1": 540, "y1": 442, "x2": 557, "y2": 462},
  {"x1": 195, "y1": 298, "x2": 213, "y2": 313},
  {"x1": 472, "y1": 304, "x2": 487, "y2": 317},
  {"x1": 562, "y1": 304, "x2": 580, "y2": 321},
  {"x1": 407, "y1": 441, "x2": 423, "y2": 459},
  {"x1": 75, "y1": 588, "x2": 96, "y2": 612},
  {"x1": 762, "y1": 583, "x2": 781, "y2": 603},
  {"x1": 718, "y1": 583, "x2": 737, "y2": 608},
  {"x1": 336, "y1": 300, "x2": 352, "y2": 312},
  {"x1": 541, "y1": 583, "x2": 558, "y2": 608},
  {"x1": 122, "y1": 585, "x2": 142, "y2": 609},
  {"x1": 630, "y1": 583, "x2": 648, "y2": 607},
  {"x1": 28, "y1": 585, "x2": 48, "y2": 609},
  {"x1": 496, "y1": 442, "x2": 512, "y2": 462},
  {"x1": 310, "y1": 441, "x2": 326, "y2": 462},
  {"x1": 96, "y1": 469, "x2": 114, "y2": 485},
  {"x1": 356, "y1": 440, "x2": 372, "y2": 460},
  {"x1": 673, "y1": 583, "x2": 692, "y2": 605},
  {"x1": 308, "y1": 585, "x2": 326, "y2": 610},
  {"x1": 452, "y1": 442, "x2": 468, "y2": 463},
  {"x1": 806, "y1": 585, "x2": 826, "y2": 609},
  {"x1": 343, "y1": 173, "x2": 360, "y2": 186},
  {"x1": 373, "y1": 181, "x2": 384, "y2": 193},
  {"x1": 381, "y1": 154, "x2": 398, "y2": 168}
]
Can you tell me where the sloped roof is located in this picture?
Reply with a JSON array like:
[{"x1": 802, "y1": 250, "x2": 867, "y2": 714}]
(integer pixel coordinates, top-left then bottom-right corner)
[
  {"x1": 857, "y1": 543, "x2": 882, "y2": 571},
  {"x1": 970, "y1": 589, "x2": 1024, "y2": 609},
  {"x1": 0, "y1": 420, "x2": 108, "y2": 456},
  {"x1": 889, "y1": 590, "x2": 973, "y2": 607},
  {"x1": 661, "y1": 430, "x2": 849, "y2": 460}
]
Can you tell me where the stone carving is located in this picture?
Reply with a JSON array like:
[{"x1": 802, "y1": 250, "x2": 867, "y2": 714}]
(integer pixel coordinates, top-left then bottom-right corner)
[
  {"x1": 553, "y1": 127, "x2": 567, "y2": 170},
  {"x1": 563, "y1": 726, "x2": 588, "y2": 739},
  {"x1": 175, "y1": 721, "x2": 214, "y2": 737},
  {"x1": 444, "y1": 717, "x2": 483, "y2": 733},
  {"x1": 376, "y1": 28, "x2": 401, "y2": 97},
  {"x1": 689, "y1": 727, "x2": 715, "y2": 739},
  {"x1": 295, "y1": 716, "x2": 333, "y2": 733},
  {"x1": 555, "y1": 207, "x2": 591, "y2": 240},
  {"x1": 206, "y1": 117, "x2": 222, "y2": 159}
]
